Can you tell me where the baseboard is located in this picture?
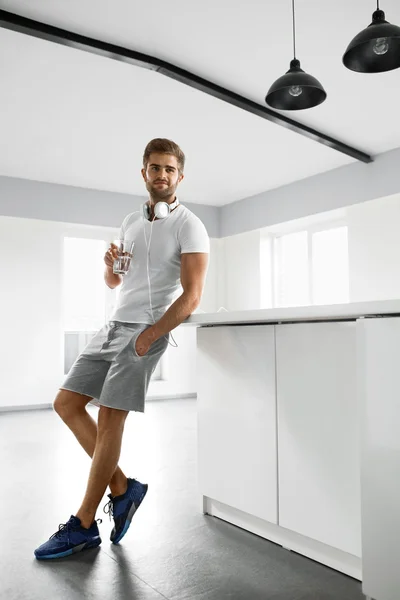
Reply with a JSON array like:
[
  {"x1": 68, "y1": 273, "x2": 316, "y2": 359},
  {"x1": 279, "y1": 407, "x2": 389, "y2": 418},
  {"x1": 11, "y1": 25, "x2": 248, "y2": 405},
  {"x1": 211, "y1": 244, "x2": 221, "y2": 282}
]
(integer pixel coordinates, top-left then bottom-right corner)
[
  {"x1": 0, "y1": 394, "x2": 197, "y2": 413},
  {"x1": 146, "y1": 393, "x2": 196, "y2": 401},
  {"x1": 0, "y1": 403, "x2": 53, "y2": 413},
  {"x1": 204, "y1": 497, "x2": 362, "y2": 581}
]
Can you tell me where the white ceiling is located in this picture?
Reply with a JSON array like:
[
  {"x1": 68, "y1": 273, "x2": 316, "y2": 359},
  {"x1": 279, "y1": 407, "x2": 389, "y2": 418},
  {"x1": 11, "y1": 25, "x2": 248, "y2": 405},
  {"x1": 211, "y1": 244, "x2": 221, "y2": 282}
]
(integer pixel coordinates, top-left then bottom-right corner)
[{"x1": 0, "y1": 0, "x2": 399, "y2": 206}]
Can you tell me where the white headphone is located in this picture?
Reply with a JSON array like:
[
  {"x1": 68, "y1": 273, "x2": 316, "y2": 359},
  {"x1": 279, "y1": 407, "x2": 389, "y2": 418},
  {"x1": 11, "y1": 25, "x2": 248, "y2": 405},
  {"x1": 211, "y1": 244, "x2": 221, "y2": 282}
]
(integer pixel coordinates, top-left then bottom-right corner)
[{"x1": 143, "y1": 198, "x2": 180, "y2": 221}]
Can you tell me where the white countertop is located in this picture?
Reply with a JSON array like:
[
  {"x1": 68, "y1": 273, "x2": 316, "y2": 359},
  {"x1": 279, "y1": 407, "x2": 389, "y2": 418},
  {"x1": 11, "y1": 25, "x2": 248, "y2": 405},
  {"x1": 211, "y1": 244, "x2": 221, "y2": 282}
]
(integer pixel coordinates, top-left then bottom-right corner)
[{"x1": 185, "y1": 299, "x2": 400, "y2": 326}]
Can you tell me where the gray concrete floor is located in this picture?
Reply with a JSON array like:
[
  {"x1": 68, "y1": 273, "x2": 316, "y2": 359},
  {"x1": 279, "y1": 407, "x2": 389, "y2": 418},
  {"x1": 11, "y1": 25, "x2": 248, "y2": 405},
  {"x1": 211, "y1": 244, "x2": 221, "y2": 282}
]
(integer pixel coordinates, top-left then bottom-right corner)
[{"x1": 0, "y1": 398, "x2": 365, "y2": 600}]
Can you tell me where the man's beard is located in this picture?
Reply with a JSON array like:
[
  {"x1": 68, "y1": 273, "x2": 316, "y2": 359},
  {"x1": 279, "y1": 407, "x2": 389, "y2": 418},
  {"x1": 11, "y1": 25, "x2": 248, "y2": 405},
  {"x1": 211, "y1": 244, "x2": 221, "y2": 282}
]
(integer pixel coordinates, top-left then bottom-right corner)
[{"x1": 146, "y1": 181, "x2": 177, "y2": 201}]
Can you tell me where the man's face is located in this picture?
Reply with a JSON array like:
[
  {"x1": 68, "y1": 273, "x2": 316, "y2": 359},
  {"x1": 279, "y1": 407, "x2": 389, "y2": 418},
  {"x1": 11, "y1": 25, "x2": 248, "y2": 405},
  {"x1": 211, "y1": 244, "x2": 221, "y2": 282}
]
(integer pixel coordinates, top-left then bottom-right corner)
[{"x1": 141, "y1": 153, "x2": 184, "y2": 201}]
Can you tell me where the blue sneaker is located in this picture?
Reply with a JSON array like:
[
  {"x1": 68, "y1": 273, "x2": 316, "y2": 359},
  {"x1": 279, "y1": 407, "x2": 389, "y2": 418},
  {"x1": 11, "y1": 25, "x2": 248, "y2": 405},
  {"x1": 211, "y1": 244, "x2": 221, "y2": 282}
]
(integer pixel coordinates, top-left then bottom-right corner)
[
  {"x1": 34, "y1": 516, "x2": 102, "y2": 560},
  {"x1": 103, "y1": 478, "x2": 148, "y2": 544}
]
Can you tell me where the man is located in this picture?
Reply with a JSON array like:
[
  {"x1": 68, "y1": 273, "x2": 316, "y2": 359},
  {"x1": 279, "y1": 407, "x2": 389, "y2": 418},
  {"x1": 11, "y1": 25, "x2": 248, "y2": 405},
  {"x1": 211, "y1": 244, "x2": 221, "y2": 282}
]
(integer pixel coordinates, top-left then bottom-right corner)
[{"x1": 34, "y1": 138, "x2": 209, "y2": 559}]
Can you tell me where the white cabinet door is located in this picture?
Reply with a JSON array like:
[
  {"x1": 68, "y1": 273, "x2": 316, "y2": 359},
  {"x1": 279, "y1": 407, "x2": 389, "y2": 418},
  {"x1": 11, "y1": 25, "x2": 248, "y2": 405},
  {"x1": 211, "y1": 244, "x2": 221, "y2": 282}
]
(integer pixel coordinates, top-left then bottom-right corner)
[
  {"x1": 197, "y1": 325, "x2": 277, "y2": 524},
  {"x1": 358, "y1": 318, "x2": 400, "y2": 600},
  {"x1": 276, "y1": 322, "x2": 361, "y2": 556}
]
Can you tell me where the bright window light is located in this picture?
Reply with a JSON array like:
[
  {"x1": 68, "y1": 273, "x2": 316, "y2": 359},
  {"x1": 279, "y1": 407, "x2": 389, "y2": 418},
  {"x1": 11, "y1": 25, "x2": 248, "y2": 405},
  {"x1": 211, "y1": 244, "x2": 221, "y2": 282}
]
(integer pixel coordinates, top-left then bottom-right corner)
[
  {"x1": 271, "y1": 225, "x2": 350, "y2": 308},
  {"x1": 274, "y1": 231, "x2": 309, "y2": 307},
  {"x1": 63, "y1": 237, "x2": 107, "y2": 331},
  {"x1": 312, "y1": 227, "x2": 349, "y2": 305}
]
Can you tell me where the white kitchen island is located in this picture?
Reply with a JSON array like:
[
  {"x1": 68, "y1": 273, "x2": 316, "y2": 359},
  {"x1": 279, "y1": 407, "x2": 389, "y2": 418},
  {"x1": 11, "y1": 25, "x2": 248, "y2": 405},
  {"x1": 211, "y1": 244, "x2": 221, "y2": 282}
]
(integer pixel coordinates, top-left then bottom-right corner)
[{"x1": 186, "y1": 300, "x2": 400, "y2": 600}]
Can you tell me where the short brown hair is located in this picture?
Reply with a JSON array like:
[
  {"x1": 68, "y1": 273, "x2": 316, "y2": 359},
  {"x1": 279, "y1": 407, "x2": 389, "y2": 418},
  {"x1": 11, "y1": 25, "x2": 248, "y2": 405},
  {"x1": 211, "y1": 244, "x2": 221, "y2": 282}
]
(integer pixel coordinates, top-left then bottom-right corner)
[{"x1": 143, "y1": 138, "x2": 185, "y2": 173}]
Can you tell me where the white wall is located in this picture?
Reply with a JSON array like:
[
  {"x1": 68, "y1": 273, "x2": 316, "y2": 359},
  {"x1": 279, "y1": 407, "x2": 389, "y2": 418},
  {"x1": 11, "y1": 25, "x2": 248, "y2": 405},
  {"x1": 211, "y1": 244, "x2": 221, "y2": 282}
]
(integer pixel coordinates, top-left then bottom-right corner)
[
  {"x1": 260, "y1": 234, "x2": 273, "y2": 309},
  {"x1": 0, "y1": 215, "x2": 218, "y2": 410},
  {"x1": 0, "y1": 217, "x2": 64, "y2": 410},
  {"x1": 347, "y1": 194, "x2": 400, "y2": 302},
  {"x1": 197, "y1": 238, "x2": 221, "y2": 313},
  {"x1": 219, "y1": 230, "x2": 262, "y2": 311}
]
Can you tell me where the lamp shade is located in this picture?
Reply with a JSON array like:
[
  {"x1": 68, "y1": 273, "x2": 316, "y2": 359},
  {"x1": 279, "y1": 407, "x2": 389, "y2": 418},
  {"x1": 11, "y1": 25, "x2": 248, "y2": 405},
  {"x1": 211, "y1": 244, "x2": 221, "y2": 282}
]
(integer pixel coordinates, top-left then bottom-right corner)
[
  {"x1": 343, "y1": 9, "x2": 400, "y2": 72},
  {"x1": 265, "y1": 59, "x2": 327, "y2": 110}
]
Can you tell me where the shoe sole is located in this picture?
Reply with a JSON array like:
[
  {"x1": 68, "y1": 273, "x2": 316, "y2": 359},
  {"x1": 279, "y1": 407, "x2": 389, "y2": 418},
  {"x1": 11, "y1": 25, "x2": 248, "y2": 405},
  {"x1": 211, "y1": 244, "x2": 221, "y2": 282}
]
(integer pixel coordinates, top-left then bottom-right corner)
[
  {"x1": 112, "y1": 484, "x2": 148, "y2": 545},
  {"x1": 35, "y1": 536, "x2": 102, "y2": 560}
]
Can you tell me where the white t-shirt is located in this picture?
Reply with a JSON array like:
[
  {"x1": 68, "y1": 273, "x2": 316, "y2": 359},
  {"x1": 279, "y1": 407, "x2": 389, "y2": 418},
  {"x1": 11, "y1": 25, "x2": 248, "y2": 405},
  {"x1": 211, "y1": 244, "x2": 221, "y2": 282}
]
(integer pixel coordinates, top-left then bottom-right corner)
[{"x1": 111, "y1": 203, "x2": 210, "y2": 324}]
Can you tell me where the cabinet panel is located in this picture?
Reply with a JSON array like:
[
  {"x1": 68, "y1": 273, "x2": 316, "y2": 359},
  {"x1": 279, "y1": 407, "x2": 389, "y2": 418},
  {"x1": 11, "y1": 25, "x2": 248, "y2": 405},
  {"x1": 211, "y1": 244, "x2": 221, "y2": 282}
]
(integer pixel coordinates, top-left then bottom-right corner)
[
  {"x1": 276, "y1": 322, "x2": 361, "y2": 556},
  {"x1": 359, "y1": 318, "x2": 400, "y2": 600},
  {"x1": 197, "y1": 325, "x2": 277, "y2": 523}
]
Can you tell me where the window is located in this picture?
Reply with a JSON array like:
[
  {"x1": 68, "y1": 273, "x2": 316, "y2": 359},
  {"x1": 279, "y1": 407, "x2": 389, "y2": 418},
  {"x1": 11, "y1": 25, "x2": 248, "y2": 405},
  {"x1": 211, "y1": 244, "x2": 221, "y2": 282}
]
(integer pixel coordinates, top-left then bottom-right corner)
[
  {"x1": 63, "y1": 237, "x2": 164, "y2": 380},
  {"x1": 312, "y1": 227, "x2": 349, "y2": 305},
  {"x1": 63, "y1": 237, "x2": 108, "y2": 374},
  {"x1": 64, "y1": 237, "x2": 107, "y2": 332},
  {"x1": 274, "y1": 231, "x2": 309, "y2": 307},
  {"x1": 271, "y1": 225, "x2": 349, "y2": 308}
]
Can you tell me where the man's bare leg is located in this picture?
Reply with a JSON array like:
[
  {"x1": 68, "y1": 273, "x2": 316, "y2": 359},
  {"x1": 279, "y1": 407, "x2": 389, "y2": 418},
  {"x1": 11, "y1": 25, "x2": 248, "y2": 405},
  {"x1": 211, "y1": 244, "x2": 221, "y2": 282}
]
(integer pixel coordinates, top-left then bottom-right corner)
[
  {"x1": 75, "y1": 405, "x2": 129, "y2": 528},
  {"x1": 53, "y1": 389, "x2": 128, "y2": 497}
]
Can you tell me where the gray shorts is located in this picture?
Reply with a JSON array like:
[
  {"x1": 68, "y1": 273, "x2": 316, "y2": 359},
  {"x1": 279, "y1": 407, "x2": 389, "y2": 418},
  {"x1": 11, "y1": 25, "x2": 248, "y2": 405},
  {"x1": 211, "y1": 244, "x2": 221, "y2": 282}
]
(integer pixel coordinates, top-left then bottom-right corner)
[{"x1": 61, "y1": 321, "x2": 169, "y2": 412}]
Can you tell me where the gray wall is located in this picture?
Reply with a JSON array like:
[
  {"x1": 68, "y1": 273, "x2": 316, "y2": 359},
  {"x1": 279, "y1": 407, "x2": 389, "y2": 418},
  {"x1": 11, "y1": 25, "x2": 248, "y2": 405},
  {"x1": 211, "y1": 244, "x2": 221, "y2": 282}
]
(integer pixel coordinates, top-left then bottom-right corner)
[
  {"x1": 0, "y1": 176, "x2": 220, "y2": 238},
  {"x1": 1, "y1": 145, "x2": 400, "y2": 239},
  {"x1": 220, "y1": 146, "x2": 400, "y2": 238}
]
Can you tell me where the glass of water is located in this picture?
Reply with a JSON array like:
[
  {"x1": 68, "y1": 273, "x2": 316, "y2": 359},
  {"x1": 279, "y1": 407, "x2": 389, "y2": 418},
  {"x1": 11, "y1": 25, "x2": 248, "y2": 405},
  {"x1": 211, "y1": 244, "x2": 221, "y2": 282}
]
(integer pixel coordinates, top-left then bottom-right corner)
[{"x1": 113, "y1": 239, "x2": 135, "y2": 275}]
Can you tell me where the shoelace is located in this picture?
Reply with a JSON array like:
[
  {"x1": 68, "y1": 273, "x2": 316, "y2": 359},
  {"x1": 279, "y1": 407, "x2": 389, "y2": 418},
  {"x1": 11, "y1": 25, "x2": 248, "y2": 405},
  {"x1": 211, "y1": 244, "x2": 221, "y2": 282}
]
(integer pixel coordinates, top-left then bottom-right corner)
[
  {"x1": 50, "y1": 522, "x2": 75, "y2": 541},
  {"x1": 50, "y1": 518, "x2": 102, "y2": 541},
  {"x1": 103, "y1": 498, "x2": 114, "y2": 521}
]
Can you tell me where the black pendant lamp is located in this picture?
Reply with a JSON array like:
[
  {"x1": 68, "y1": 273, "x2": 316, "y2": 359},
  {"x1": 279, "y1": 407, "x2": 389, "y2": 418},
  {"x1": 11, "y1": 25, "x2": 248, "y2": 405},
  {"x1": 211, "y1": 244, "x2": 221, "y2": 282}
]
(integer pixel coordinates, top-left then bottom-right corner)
[
  {"x1": 343, "y1": 1, "x2": 400, "y2": 73},
  {"x1": 265, "y1": 0, "x2": 326, "y2": 110}
]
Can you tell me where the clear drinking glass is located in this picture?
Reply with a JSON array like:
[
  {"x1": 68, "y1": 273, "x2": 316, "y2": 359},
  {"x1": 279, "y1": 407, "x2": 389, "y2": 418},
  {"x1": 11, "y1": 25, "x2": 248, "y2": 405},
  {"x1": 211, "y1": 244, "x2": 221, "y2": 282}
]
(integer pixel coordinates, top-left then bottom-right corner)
[{"x1": 113, "y1": 239, "x2": 135, "y2": 275}]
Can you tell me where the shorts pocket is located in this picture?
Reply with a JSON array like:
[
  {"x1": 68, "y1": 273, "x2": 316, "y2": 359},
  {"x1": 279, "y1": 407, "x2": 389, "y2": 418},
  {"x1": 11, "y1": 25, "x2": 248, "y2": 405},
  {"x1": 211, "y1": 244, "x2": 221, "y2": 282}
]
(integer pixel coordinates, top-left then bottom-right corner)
[
  {"x1": 131, "y1": 329, "x2": 169, "y2": 359},
  {"x1": 131, "y1": 329, "x2": 144, "y2": 358}
]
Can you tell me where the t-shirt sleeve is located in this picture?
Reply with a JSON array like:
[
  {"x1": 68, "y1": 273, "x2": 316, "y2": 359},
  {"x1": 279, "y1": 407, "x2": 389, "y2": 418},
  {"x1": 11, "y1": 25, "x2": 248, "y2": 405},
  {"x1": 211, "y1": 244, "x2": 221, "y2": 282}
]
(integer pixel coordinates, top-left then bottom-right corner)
[
  {"x1": 118, "y1": 211, "x2": 139, "y2": 240},
  {"x1": 179, "y1": 216, "x2": 210, "y2": 254}
]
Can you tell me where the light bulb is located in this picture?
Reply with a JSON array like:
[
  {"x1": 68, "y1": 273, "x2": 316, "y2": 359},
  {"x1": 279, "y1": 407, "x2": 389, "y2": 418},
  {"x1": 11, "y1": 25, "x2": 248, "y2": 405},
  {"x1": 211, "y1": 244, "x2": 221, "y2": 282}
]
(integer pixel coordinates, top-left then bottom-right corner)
[
  {"x1": 289, "y1": 85, "x2": 303, "y2": 97},
  {"x1": 373, "y1": 37, "x2": 390, "y2": 55}
]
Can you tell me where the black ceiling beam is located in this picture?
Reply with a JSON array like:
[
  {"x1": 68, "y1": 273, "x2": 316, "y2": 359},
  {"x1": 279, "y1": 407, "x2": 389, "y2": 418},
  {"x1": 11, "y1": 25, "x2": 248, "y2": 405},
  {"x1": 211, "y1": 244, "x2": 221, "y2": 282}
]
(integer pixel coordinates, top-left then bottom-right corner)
[{"x1": 0, "y1": 9, "x2": 373, "y2": 164}]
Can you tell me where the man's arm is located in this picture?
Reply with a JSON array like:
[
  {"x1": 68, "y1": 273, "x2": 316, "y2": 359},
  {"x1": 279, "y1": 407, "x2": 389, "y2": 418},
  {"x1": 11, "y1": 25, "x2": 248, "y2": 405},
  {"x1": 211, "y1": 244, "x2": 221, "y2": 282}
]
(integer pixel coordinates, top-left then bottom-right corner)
[
  {"x1": 104, "y1": 265, "x2": 122, "y2": 289},
  {"x1": 137, "y1": 252, "x2": 209, "y2": 352},
  {"x1": 104, "y1": 243, "x2": 123, "y2": 289}
]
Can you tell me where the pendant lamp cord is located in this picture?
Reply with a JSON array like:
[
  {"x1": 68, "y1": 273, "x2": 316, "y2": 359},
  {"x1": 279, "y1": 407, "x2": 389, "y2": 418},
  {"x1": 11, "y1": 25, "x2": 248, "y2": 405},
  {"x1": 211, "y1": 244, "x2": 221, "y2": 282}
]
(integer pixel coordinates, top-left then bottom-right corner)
[
  {"x1": 292, "y1": 0, "x2": 297, "y2": 59},
  {"x1": 377, "y1": 0, "x2": 379, "y2": 9}
]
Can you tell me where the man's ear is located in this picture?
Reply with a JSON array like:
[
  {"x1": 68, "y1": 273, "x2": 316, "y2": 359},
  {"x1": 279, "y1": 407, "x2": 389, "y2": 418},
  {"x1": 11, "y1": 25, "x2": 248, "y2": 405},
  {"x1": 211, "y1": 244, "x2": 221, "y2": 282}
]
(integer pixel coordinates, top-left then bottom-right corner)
[
  {"x1": 141, "y1": 168, "x2": 147, "y2": 182},
  {"x1": 178, "y1": 173, "x2": 185, "y2": 184}
]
